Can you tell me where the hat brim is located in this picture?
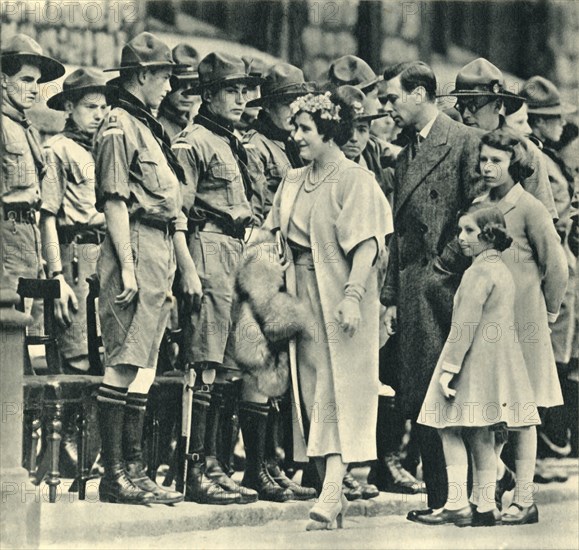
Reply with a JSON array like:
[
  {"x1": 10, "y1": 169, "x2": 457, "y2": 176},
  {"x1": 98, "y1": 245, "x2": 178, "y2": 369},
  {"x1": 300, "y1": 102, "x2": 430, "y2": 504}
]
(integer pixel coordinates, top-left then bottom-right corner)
[
  {"x1": 199, "y1": 74, "x2": 263, "y2": 90},
  {"x1": 358, "y1": 76, "x2": 381, "y2": 93},
  {"x1": 1, "y1": 52, "x2": 65, "y2": 83},
  {"x1": 246, "y1": 89, "x2": 314, "y2": 108},
  {"x1": 356, "y1": 112, "x2": 389, "y2": 123},
  {"x1": 527, "y1": 102, "x2": 577, "y2": 116},
  {"x1": 47, "y1": 85, "x2": 109, "y2": 111},
  {"x1": 102, "y1": 62, "x2": 191, "y2": 73},
  {"x1": 438, "y1": 89, "x2": 525, "y2": 113}
]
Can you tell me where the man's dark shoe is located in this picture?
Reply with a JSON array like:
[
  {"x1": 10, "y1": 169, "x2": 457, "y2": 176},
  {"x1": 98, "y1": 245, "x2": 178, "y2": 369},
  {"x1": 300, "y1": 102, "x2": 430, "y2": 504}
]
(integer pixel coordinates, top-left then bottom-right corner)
[
  {"x1": 342, "y1": 472, "x2": 363, "y2": 501},
  {"x1": 369, "y1": 453, "x2": 425, "y2": 494},
  {"x1": 126, "y1": 462, "x2": 184, "y2": 505},
  {"x1": 467, "y1": 508, "x2": 502, "y2": 527},
  {"x1": 413, "y1": 505, "x2": 473, "y2": 526},
  {"x1": 407, "y1": 508, "x2": 434, "y2": 522}
]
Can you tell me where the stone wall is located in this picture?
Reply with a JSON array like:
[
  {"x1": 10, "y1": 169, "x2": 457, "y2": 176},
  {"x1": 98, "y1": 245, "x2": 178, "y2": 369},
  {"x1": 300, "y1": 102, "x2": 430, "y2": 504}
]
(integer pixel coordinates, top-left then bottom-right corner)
[{"x1": 1, "y1": 0, "x2": 143, "y2": 69}]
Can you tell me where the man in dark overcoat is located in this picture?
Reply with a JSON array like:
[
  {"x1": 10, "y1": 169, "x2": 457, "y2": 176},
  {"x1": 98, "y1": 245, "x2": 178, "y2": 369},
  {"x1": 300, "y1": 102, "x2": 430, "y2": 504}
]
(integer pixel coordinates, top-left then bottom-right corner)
[{"x1": 380, "y1": 62, "x2": 482, "y2": 522}]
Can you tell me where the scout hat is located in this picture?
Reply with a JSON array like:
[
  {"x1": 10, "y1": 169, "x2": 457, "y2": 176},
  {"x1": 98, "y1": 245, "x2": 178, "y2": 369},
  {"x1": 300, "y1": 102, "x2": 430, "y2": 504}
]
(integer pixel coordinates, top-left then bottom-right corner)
[
  {"x1": 47, "y1": 68, "x2": 107, "y2": 110},
  {"x1": 328, "y1": 55, "x2": 380, "y2": 93},
  {"x1": 170, "y1": 43, "x2": 200, "y2": 94},
  {"x1": 1, "y1": 33, "x2": 65, "y2": 83},
  {"x1": 521, "y1": 76, "x2": 577, "y2": 116},
  {"x1": 103, "y1": 32, "x2": 188, "y2": 73},
  {"x1": 441, "y1": 58, "x2": 525, "y2": 112},
  {"x1": 334, "y1": 85, "x2": 388, "y2": 122},
  {"x1": 246, "y1": 63, "x2": 316, "y2": 107},
  {"x1": 191, "y1": 52, "x2": 261, "y2": 92}
]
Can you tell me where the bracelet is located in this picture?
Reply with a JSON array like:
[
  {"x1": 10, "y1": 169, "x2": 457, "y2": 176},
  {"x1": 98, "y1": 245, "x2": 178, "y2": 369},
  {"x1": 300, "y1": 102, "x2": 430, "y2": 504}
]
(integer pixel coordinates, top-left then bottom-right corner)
[
  {"x1": 344, "y1": 283, "x2": 366, "y2": 302},
  {"x1": 49, "y1": 270, "x2": 64, "y2": 279}
]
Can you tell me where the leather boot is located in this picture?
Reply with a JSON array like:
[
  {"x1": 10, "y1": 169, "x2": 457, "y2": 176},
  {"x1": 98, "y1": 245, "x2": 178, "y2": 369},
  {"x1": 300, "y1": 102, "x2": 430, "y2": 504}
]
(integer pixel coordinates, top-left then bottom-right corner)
[
  {"x1": 240, "y1": 401, "x2": 293, "y2": 502},
  {"x1": 267, "y1": 461, "x2": 317, "y2": 500},
  {"x1": 206, "y1": 385, "x2": 257, "y2": 503},
  {"x1": 185, "y1": 391, "x2": 246, "y2": 505},
  {"x1": 123, "y1": 392, "x2": 184, "y2": 504},
  {"x1": 368, "y1": 452, "x2": 424, "y2": 494},
  {"x1": 217, "y1": 382, "x2": 240, "y2": 477},
  {"x1": 97, "y1": 385, "x2": 154, "y2": 505},
  {"x1": 266, "y1": 399, "x2": 286, "y2": 465}
]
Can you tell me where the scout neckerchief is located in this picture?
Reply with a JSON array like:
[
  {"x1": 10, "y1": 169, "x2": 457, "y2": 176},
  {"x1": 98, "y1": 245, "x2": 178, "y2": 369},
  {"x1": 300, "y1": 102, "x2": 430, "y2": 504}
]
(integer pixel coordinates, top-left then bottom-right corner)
[
  {"x1": 158, "y1": 100, "x2": 189, "y2": 132},
  {"x1": 194, "y1": 102, "x2": 254, "y2": 200},
  {"x1": 107, "y1": 85, "x2": 185, "y2": 182},
  {"x1": 61, "y1": 116, "x2": 94, "y2": 151},
  {"x1": 251, "y1": 110, "x2": 305, "y2": 169},
  {"x1": 2, "y1": 99, "x2": 45, "y2": 177}
]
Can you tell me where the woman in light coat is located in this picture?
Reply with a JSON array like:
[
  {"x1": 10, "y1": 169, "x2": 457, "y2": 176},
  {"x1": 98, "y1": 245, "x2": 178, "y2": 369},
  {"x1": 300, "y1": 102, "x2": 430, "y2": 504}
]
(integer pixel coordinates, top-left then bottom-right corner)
[{"x1": 264, "y1": 91, "x2": 392, "y2": 529}]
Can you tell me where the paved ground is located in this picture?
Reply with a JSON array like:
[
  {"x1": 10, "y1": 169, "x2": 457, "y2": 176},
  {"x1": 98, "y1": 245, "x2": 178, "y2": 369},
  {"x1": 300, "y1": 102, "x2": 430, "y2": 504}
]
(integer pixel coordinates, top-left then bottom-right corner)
[
  {"x1": 38, "y1": 471, "x2": 578, "y2": 550},
  {"x1": 42, "y1": 496, "x2": 578, "y2": 550}
]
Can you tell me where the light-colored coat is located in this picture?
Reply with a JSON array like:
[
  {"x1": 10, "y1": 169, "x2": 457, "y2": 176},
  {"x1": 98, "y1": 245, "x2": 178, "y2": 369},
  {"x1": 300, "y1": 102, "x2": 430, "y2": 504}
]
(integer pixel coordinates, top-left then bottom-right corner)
[
  {"x1": 419, "y1": 253, "x2": 540, "y2": 429},
  {"x1": 264, "y1": 157, "x2": 393, "y2": 463},
  {"x1": 475, "y1": 183, "x2": 568, "y2": 407}
]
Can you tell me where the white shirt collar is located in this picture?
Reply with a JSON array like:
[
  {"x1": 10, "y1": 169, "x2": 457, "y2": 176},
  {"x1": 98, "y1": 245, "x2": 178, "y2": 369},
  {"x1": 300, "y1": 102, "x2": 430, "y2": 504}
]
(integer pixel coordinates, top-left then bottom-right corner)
[{"x1": 418, "y1": 113, "x2": 438, "y2": 140}]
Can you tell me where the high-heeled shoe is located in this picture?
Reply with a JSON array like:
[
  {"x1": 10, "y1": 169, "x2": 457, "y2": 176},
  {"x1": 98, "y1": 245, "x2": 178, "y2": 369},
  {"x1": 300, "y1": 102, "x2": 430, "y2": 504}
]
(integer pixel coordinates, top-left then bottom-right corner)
[{"x1": 306, "y1": 493, "x2": 348, "y2": 530}]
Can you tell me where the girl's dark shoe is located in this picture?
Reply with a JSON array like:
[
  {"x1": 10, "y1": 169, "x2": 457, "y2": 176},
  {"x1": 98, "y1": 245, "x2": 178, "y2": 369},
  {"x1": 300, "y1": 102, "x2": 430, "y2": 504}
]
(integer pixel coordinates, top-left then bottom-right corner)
[{"x1": 502, "y1": 503, "x2": 539, "y2": 525}]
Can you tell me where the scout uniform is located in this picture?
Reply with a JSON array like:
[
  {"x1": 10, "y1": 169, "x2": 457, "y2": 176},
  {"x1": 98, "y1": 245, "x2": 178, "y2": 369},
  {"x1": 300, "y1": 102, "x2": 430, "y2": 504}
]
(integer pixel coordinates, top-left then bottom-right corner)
[
  {"x1": 1, "y1": 35, "x2": 64, "y2": 297},
  {"x1": 442, "y1": 58, "x2": 558, "y2": 219},
  {"x1": 42, "y1": 68, "x2": 107, "y2": 370},
  {"x1": 173, "y1": 52, "x2": 266, "y2": 505},
  {"x1": 241, "y1": 63, "x2": 318, "y2": 502},
  {"x1": 243, "y1": 63, "x2": 315, "y2": 216},
  {"x1": 522, "y1": 76, "x2": 578, "y2": 468},
  {"x1": 158, "y1": 44, "x2": 200, "y2": 138},
  {"x1": 94, "y1": 32, "x2": 185, "y2": 506}
]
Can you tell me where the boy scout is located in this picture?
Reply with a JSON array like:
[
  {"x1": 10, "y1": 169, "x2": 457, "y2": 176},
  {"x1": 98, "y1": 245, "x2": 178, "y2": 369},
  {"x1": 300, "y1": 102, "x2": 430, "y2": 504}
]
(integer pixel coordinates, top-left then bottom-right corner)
[
  {"x1": 157, "y1": 44, "x2": 200, "y2": 138},
  {"x1": 93, "y1": 32, "x2": 188, "y2": 505},
  {"x1": 242, "y1": 62, "x2": 317, "y2": 501},
  {"x1": 1, "y1": 34, "x2": 64, "y2": 298},
  {"x1": 173, "y1": 52, "x2": 275, "y2": 504},
  {"x1": 41, "y1": 68, "x2": 107, "y2": 373}
]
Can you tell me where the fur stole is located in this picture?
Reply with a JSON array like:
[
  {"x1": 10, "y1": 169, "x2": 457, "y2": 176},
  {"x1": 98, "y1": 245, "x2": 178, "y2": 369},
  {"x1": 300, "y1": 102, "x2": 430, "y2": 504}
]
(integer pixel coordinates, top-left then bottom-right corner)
[{"x1": 233, "y1": 230, "x2": 308, "y2": 397}]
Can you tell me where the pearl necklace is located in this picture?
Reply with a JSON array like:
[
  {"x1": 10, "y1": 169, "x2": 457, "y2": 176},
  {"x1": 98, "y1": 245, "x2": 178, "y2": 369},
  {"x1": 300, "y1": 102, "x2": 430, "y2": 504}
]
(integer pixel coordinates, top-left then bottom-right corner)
[{"x1": 304, "y1": 162, "x2": 340, "y2": 193}]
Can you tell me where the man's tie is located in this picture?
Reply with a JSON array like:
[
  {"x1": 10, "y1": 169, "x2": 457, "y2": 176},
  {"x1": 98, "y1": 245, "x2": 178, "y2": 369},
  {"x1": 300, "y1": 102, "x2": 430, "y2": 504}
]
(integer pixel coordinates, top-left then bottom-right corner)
[{"x1": 411, "y1": 133, "x2": 423, "y2": 160}]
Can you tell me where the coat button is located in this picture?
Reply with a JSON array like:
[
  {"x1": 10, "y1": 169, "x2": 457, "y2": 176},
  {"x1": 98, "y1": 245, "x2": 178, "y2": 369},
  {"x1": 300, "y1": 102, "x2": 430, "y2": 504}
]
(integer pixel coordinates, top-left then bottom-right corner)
[
  {"x1": 430, "y1": 189, "x2": 439, "y2": 199},
  {"x1": 421, "y1": 257, "x2": 429, "y2": 266},
  {"x1": 420, "y1": 223, "x2": 428, "y2": 233},
  {"x1": 399, "y1": 260, "x2": 406, "y2": 271}
]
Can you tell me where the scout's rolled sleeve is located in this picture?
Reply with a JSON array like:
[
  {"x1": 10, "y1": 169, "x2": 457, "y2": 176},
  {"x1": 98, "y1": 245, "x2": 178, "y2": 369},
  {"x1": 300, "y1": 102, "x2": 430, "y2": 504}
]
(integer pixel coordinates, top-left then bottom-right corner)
[
  {"x1": 173, "y1": 209, "x2": 189, "y2": 233},
  {"x1": 95, "y1": 126, "x2": 131, "y2": 211},
  {"x1": 40, "y1": 147, "x2": 66, "y2": 216}
]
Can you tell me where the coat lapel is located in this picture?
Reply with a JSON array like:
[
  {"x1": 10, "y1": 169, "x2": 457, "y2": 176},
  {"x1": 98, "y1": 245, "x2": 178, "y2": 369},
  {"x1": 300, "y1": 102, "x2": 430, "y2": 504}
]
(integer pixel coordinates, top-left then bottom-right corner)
[
  {"x1": 279, "y1": 167, "x2": 307, "y2": 236},
  {"x1": 394, "y1": 113, "x2": 452, "y2": 218}
]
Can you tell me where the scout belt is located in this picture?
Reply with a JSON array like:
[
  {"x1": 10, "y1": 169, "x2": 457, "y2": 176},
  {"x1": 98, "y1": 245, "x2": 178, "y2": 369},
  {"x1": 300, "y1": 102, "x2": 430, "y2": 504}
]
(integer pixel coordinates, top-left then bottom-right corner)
[
  {"x1": 188, "y1": 197, "x2": 250, "y2": 240},
  {"x1": 136, "y1": 216, "x2": 174, "y2": 236},
  {"x1": 58, "y1": 226, "x2": 106, "y2": 245},
  {"x1": 3, "y1": 204, "x2": 38, "y2": 224}
]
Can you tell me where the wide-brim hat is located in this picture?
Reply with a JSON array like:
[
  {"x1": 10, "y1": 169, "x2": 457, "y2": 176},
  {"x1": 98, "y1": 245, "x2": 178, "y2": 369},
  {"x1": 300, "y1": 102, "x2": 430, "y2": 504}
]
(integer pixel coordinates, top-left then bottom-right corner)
[
  {"x1": 438, "y1": 58, "x2": 525, "y2": 112},
  {"x1": 328, "y1": 55, "x2": 380, "y2": 93},
  {"x1": 103, "y1": 32, "x2": 189, "y2": 73},
  {"x1": 186, "y1": 52, "x2": 261, "y2": 94},
  {"x1": 521, "y1": 75, "x2": 577, "y2": 116},
  {"x1": 1, "y1": 33, "x2": 65, "y2": 83},
  {"x1": 246, "y1": 63, "x2": 316, "y2": 107},
  {"x1": 335, "y1": 85, "x2": 389, "y2": 123},
  {"x1": 47, "y1": 68, "x2": 107, "y2": 110}
]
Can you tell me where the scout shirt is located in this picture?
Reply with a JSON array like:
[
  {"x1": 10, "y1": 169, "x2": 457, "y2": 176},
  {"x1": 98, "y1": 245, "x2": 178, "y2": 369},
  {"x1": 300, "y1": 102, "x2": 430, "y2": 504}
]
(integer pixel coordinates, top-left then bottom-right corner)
[
  {"x1": 1, "y1": 102, "x2": 43, "y2": 208},
  {"x1": 42, "y1": 131, "x2": 105, "y2": 230},
  {"x1": 94, "y1": 98, "x2": 183, "y2": 225},
  {"x1": 243, "y1": 111, "x2": 304, "y2": 219},
  {"x1": 172, "y1": 123, "x2": 255, "y2": 233}
]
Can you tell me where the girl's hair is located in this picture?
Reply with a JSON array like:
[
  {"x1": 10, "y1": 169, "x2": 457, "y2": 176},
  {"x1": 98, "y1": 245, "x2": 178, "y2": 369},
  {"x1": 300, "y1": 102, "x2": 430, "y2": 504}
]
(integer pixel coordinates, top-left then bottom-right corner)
[
  {"x1": 479, "y1": 126, "x2": 535, "y2": 182},
  {"x1": 291, "y1": 91, "x2": 356, "y2": 146},
  {"x1": 460, "y1": 202, "x2": 513, "y2": 252}
]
